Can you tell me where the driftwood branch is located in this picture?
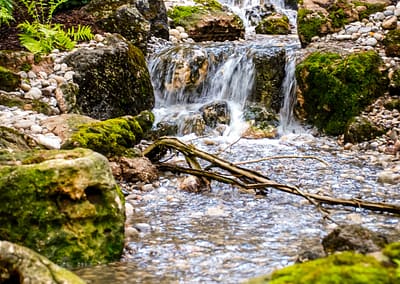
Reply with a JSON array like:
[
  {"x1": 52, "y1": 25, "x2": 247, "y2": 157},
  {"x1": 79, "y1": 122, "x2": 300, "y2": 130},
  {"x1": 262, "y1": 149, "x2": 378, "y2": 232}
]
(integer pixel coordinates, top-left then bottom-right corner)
[{"x1": 143, "y1": 137, "x2": 400, "y2": 215}]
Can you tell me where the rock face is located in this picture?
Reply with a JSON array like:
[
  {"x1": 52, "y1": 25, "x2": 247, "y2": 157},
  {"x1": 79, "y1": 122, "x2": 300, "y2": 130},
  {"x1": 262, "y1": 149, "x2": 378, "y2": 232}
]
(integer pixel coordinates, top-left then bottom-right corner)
[
  {"x1": 84, "y1": 0, "x2": 169, "y2": 51},
  {"x1": 167, "y1": 0, "x2": 245, "y2": 42},
  {"x1": 0, "y1": 241, "x2": 85, "y2": 283},
  {"x1": 322, "y1": 224, "x2": 388, "y2": 254},
  {"x1": 296, "y1": 50, "x2": 388, "y2": 135},
  {"x1": 0, "y1": 148, "x2": 125, "y2": 267},
  {"x1": 62, "y1": 34, "x2": 154, "y2": 120}
]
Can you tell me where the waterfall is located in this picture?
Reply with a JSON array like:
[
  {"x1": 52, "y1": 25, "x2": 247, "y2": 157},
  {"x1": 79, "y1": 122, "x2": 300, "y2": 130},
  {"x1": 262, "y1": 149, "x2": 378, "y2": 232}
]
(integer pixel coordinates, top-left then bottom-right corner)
[{"x1": 149, "y1": 0, "x2": 300, "y2": 137}]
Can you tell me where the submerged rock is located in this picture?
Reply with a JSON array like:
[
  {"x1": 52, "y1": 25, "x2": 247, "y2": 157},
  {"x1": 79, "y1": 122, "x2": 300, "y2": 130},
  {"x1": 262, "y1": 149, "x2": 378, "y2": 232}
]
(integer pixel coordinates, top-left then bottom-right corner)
[
  {"x1": 0, "y1": 148, "x2": 125, "y2": 267},
  {"x1": 0, "y1": 241, "x2": 85, "y2": 284},
  {"x1": 62, "y1": 34, "x2": 154, "y2": 120}
]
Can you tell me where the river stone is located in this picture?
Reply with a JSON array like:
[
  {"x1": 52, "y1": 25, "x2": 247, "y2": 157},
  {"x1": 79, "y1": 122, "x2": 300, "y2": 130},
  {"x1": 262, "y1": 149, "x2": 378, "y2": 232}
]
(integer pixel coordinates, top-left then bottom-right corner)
[
  {"x1": 344, "y1": 116, "x2": 385, "y2": 143},
  {"x1": 200, "y1": 101, "x2": 231, "y2": 128},
  {"x1": 0, "y1": 241, "x2": 85, "y2": 284},
  {"x1": 110, "y1": 156, "x2": 159, "y2": 183},
  {"x1": 0, "y1": 126, "x2": 36, "y2": 150},
  {"x1": 62, "y1": 34, "x2": 154, "y2": 120},
  {"x1": 0, "y1": 148, "x2": 125, "y2": 267},
  {"x1": 322, "y1": 224, "x2": 388, "y2": 254}
]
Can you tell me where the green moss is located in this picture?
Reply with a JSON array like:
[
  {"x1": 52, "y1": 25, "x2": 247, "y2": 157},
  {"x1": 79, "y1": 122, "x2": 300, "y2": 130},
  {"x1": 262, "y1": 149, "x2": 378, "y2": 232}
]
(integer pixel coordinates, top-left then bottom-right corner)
[
  {"x1": 0, "y1": 149, "x2": 125, "y2": 267},
  {"x1": 384, "y1": 99, "x2": 400, "y2": 110},
  {"x1": 247, "y1": 252, "x2": 397, "y2": 284},
  {"x1": 297, "y1": 9, "x2": 327, "y2": 46},
  {"x1": 383, "y1": 242, "x2": 400, "y2": 261},
  {"x1": 383, "y1": 29, "x2": 400, "y2": 58},
  {"x1": 256, "y1": 14, "x2": 290, "y2": 35},
  {"x1": 0, "y1": 93, "x2": 53, "y2": 115},
  {"x1": 63, "y1": 111, "x2": 154, "y2": 157},
  {"x1": 296, "y1": 50, "x2": 387, "y2": 135},
  {"x1": 353, "y1": 1, "x2": 386, "y2": 20},
  {"x1": 0, "y1": 65, "x2": 19, "y2": 92}
]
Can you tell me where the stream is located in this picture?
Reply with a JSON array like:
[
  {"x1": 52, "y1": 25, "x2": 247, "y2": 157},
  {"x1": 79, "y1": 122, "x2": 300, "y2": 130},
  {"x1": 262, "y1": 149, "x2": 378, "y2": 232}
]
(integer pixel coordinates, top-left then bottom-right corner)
[{"x1": 75, "y1": 0, "x2": 400, "y2": 282}]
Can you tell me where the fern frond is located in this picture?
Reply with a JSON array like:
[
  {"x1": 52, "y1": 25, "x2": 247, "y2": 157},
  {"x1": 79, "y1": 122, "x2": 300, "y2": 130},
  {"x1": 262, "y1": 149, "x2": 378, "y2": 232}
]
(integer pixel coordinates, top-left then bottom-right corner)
[
  {"x1": 0, "y1": 6, "x2": 14, "y2": 26},
  {"x1": 47, "y1": 0, "x2": 68, "y2": 23},
  {"x1": 67, "y1": 25, "x2": 94, "y2": 41},
  {"x1": 18, "y1": 33, "x2": 43, "y2": 54}
]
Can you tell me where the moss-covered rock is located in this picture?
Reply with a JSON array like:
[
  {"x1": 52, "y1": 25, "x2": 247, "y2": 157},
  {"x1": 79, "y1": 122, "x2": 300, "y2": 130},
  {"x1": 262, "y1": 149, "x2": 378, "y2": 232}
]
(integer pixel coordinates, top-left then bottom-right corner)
[
  {"x1": 247, "y1": 251, "x2": 398, "y2": 284},
  {"x1": 0, "y1": 92, "x2": 53, "y2": 115},
  {"x1": 62, "y1": 34, "x2": 154, "y2": 120},
  {"x1": 255, "y1": 13, "x2": 290, "y2": 35},
  {"x1": 389, "y1": 68, "x2": 400, "y2": 96},
  {"x1": 0, "y1": 148, "x2": 125, "y2": 267},
  {"x1": 167, "y1": 0, "x2": 244, "y2": 41},
  {"x1": 62, "y1": 111, "x2": 154, "y2": 157},
  {"x1": 0, "y1": 126, "x2": 38, "y2": 151},
  {"x1": 344, "y1": 116, "x2": 385, "y2": 143},
  {"x1": 383, "y1": 29, "x2": 400, "y2": 58},
  {"x1": 296, "y1": 50, "x2": 388, "y2": 135},
  {"x1": 0, "y1": 240, "x2": 86, "y2": 283},
  {"x1": 0, "y1": 66, "x2": 20, "y2": 92}
]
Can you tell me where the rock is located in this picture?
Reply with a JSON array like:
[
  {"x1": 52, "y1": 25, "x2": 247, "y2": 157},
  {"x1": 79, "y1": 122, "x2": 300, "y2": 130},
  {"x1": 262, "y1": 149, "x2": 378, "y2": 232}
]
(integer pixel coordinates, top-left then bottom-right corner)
[
  {"x1": 61, "y1": 111, "x2": 154, "y2": 157},
  {"x1": 24, "y1": 86, "x2": 42, "y2": 100},
  {"x1": 322, "y1": 224, "x2": 388, "y2": 254},
  {"x1": 167, "y1": 0, "x2": 245, "y2": 42},
  {"x1": 0, "y1": 126, "x2": 36, "y2": 150},
  {"x1": 111, "y1": 156, "x2": 159, "y2": 183},
  {"x1": 0, "y1": 66, "x2": 20, "y2": 92},
  {"x1": 84, "y1": 0, "x2": 169, "y2": 52},
  {"x1": 35, "y1": 133, "x2": 62, "y2": 149},
  {"x1": 377, "y1": 170, "x2": 400, "y2": 184},
  {"x1": 0, "y1": 241, "x2": 85, "y2": 283},
  {"x1": 62, "y1": 34, "x2": 154, "y2": 120},
  {"x1": 181, "y1": 113, "x2": 206, "y2": 136},
  {"x1": 255, "y1": 13, "x2": 290, "y2": 35},
  {"x1": 381, "y1": 15, "x2": 398, "y2": 29},
  {"x1": 296, "y1": 51, "x2": 388, "y2": 135},
  {"x1": 0, "y1": 148, "x2": 125, "y2": 267},
  {"x1": 344, "y1": 116, "x2": 385, "y2": 143},
  {"x1": 248, "y1": 251, "x2": 397, "y2": 283},
  {"x1": 200, "y1": 101, "x2": 231, "y2": 128},
  {"x1": 383, "y1": 29, "x2": 400, "y2": 57}
]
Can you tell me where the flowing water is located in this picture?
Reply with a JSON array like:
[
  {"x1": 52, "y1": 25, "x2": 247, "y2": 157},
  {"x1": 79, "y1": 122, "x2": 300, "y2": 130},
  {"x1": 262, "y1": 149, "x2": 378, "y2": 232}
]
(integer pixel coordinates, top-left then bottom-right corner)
[{"x1": 75, "y1": 0, "x2": 400, "y2": 283}]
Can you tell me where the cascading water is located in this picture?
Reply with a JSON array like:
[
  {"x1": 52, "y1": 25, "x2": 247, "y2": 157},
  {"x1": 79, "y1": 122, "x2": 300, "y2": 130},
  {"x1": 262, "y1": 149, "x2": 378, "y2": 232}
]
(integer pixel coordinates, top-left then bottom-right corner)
[{"x1": 149, "y1": 0, "x2": 301, "y2": 138}]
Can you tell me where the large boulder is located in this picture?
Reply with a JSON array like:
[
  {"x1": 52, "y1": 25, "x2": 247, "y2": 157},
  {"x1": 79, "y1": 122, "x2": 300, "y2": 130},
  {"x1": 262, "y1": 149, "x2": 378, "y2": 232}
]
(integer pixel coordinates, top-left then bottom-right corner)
[
  {"x1": 0, "y1": 148, "x2": 125, "y2": 267},
  {"x1": 62, "y1": 34, "x2": 154, "y2": 120},
  {"x1": 296, "y1": 50, "x2": 388, "y2": 135},
  {"x1": 84, "y1": 0, "x2": 169, "y2": 51},
  {"x1": 167, "y1": 0, "x2": 244, "y2": 42},
  {"x1": 0, "y1": 241, "x2": 85, "y2": 283}
]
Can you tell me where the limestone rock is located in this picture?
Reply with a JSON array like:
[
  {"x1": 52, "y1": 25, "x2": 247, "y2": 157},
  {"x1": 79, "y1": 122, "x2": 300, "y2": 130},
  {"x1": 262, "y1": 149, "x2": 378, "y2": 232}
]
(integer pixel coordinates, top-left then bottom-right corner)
[
  {"x1": 0, "y1": 148, "x2": 125, "y2": 267},
  {"x1": 200, "y1": 101, "x2": 231, "y2": 128},
  {"x1": 62, "y1": 34, "x2": 154, "y2": 120},
  {"x1": 167, "y1": 0, "x2": 244, "y2": 42},
  {"x1": 110, "y1": 156, "x2": 159, "y2": 183},
  {"x1": 322, "y1": 224, "x2": 388, "y2": 254},
  {"x1": 0, "y1": 125, "x2": 37, "y2": 150},
  {"x1": 0, "y1": 241, "x2": 85, "y2": 284}
]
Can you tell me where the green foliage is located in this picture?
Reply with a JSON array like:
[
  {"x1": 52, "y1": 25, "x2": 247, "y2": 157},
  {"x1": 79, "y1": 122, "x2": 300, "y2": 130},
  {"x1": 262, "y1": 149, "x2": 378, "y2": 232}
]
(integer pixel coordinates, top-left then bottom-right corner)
[
  {"x1": 296, "y1": 50, "x2": 387, "y2": 135},
  {"x1": 167, "y1": 5, "x2": 202, "y2": 27},
  {"x1": 56, "y1": 0, "x2": 91, "y2": 12},
  {"x1": 297, "y1": 9, "x2": 326, "y2": 46},
  {"x1": 0, "y1": 0, "x2": 14, "y2": 26},
  {"x1": 383, "y1": 29, "x2": 400, "y2": 58},
  {"x1": 247, "y1": 252, "x2": 397, "y2": 284},
  {"x1": 17, "y1": 0, "x2": 93, "y2": 54}
]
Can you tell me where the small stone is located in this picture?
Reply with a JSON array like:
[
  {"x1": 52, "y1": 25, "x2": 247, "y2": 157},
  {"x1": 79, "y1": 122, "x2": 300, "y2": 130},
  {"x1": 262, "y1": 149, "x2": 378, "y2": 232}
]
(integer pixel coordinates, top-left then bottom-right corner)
[
  {"x1": 60, "y1": 63, "x2": 69, "y2": 72},
  {"x1": 14, "y1": 119, "x2": 35, "y2": 129},
  {"x1": 27, "y1": 71, "x2": 36, "y2": 79},
  {"x1": 18, "y1": 71, "x2": 28, "y2": 79},
  {"x1": 53, "y1": 64, "x2": 61, "y2": 72},
  {"x1": 344, "y1": 143, "x2": 353, "y2": 150},
  {"x1": 20, "y1": 83, "x2": 31, "y2": 92},
  {"x1": 38, "y1": 71, "x2": 48, "y2": 79},
  {"x1": 377, "y1": 171, "x2": 400, "y2": 184},
  {"x1": 382, "y1": 16, "x2": 397, "y2": 30},
  {"x1": 141, "y1": 184, "x2": 154, "y2": 191},
  {"x1": 30, "y1": 124, "x2": 43, "y2": 134},
  {"x1": 134, "y1": 223, "x2": 151, "y2": 233},
  {"x1": 373, "y1": 12, "x2": 385, "y2": 21},
  {"x1": 94, "y1": 34, "x2": 104, "y2": 42},
  {"x1": 335, "y1": 34, "x2": 352, "y2": 40},
  {"x1": 35, "y1": 134, "x2": 61, "y2": 149},
  {"x1": 365, "y1": 37, "x2": 378, "y2": 46},
  {"x1": 24, "y1": 87, "x2": 42, "y2": 99},
  {"x1": 180, "y1": 32, "x2": 189, "y2": 39},
  {"x1": 64, "y1": 71, "x2": 75, "y2": 81},
  {"x1": 176, "y1": 26, "x2": 185, "y2": 33}
]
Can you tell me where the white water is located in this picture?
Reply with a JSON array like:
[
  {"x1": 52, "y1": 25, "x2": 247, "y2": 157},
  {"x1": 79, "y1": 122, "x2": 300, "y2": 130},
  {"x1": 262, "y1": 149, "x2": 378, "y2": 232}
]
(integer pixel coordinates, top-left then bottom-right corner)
[{"x1": 149, "y1": 0, "x2": 301, "y2": 138}]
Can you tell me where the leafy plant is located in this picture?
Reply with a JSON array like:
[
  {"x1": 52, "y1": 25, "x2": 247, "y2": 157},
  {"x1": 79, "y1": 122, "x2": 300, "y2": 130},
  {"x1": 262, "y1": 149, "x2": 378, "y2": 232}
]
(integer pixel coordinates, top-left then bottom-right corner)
[
  {"x1": 0, "y1": 0, "x2": 14, "y2": 26},
  {"x1": 17, "y1": 0, "x2": 94, "y2": 54}
]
